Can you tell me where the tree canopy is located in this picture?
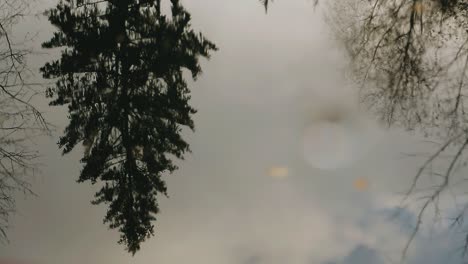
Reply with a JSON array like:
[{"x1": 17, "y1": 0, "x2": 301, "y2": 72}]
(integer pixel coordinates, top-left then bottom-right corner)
[{"x1": 41, "y1": 0, "x2": 216, "y2": 254}]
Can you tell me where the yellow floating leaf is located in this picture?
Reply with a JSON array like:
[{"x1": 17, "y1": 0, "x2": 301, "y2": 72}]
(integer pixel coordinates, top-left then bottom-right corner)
[
  {"x1": 268, "y1": 166, "x2": 289, "y2": 178},
  {"x1": 353, "y1": 177, "x2": 369, "y2": 191}
]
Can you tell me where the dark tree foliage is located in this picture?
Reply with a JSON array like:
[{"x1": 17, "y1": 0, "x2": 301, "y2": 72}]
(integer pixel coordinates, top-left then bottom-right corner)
[
  {"x1": 41, "y1": 0, "x2": 216, "y2": 254},
  {"x1": 259, "y1": 0, "x2": 272, "y2": 12}
]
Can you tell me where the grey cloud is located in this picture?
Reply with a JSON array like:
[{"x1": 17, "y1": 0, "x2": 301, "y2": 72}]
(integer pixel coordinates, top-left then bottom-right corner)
[
  {"x1": 342, "y1": 245, "x2": 385, "y2": 264},
  {"x1": 320, "y1": 245, "x2": 384, "y2": 264},
  {"x1": 244, "y1": 255, "x2": 263, "y2": 264},
  {"x1": 325, "y1": 205, "x2": 467, "y2": 264}
]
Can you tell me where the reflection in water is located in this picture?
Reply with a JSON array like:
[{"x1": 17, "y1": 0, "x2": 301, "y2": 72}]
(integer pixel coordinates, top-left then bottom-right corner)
[
  {"x1": 3, "y1": 0, "x2": 466, "y2": 263},
  {"x1": 40, "y1": 0, "x2": 216, "y2": 254},
  {"x1": 303, "y1": 121, "x2": 353, "y2": 170},
  {"x1": 301, "y1": 103, "x2": 379, "y2": 170},
  {"x1": 328, "y1": 0, "x2": 468, "y2": 260}
]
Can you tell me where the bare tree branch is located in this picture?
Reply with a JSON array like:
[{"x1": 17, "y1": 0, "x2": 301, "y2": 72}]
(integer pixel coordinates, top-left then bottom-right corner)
[
  {"x1": 327, "y1": 0, "x2": 468, "y2": 260},
  {"x1": 0, "y1": 0, "x2": 48, "y2": 241}
]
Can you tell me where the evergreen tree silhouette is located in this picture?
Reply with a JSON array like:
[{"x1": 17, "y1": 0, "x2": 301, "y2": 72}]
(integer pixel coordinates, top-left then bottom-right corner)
[{"x1": 41, "y1": 0, "x2": 216, "y2": 254}]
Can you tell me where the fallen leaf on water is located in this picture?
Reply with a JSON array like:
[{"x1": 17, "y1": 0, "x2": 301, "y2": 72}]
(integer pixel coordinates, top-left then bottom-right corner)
[
  {"x1": 353, "y1": 177, "x2": 369, "y2": 191},
  {"x1": 268, "y1": 166, "x2": 289, "y2": 178}
]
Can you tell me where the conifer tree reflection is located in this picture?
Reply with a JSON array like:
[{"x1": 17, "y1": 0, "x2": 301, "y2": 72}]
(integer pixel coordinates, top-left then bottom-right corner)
[{"x1": 41, "y1": 0, "x2": 216, "y2": 254}]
